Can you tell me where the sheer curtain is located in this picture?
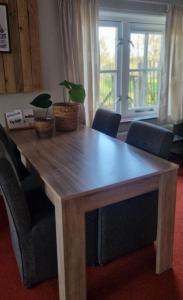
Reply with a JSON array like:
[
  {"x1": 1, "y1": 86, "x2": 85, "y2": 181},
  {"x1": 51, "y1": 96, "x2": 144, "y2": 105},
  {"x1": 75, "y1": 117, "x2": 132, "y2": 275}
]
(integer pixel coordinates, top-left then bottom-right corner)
[
  {"x1": 159, "y1": 5, "x2": 183, "y2": 124},
  {"x1": 57, "y1": 0, "x2": 99, "y2": 126}
]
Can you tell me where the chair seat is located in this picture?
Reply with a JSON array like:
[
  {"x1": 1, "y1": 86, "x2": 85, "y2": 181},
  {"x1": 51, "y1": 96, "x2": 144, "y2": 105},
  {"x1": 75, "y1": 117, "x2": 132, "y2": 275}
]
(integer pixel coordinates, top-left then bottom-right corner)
[
  {"x1": 22, "y1": 174, "x2": 42, "y2": 194},
  {"x1": 25, "y1": 187, "x2": 55, "y2": 223},
  {"x1": 30, "y1": 190, "x2": 57, "y2": 283},
  {"x1": 24, "y1": 187, "x2": 58, "y2": 286}
]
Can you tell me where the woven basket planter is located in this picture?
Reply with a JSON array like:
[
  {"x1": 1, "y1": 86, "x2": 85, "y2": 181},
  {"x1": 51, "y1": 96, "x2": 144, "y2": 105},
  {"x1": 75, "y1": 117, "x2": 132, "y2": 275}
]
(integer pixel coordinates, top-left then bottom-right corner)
[{"x1": 53, "y1": 103, "x2": 79, "y2": 131}]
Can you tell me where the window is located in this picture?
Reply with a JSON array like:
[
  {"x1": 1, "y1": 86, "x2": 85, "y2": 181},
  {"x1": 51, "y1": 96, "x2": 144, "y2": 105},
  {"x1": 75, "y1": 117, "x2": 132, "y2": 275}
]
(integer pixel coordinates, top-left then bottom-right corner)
[
  {"x1": 98, "y1": 13, "x2": 165, "y2": 118},
  {"x1": 99, "y1": 22, "x2": 119, "y2": 111}
]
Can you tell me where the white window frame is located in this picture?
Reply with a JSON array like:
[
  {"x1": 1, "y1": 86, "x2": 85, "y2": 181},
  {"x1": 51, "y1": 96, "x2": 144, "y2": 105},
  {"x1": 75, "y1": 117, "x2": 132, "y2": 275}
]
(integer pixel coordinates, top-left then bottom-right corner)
[
  {"x1": 98, "y1": 12, "x2": 165, "y2": 118},
  {"x1": 99, "y1": 20, "x2": 121, "y2": 112}
]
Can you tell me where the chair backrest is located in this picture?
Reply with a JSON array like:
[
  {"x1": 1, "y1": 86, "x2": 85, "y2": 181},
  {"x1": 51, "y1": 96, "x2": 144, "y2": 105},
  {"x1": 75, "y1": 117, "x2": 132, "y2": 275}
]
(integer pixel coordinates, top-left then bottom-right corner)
[
  {"x1": 173, "y1": 122, "x2": 183, "y2": 137},
  {"x1": 0, "y1": 157, "x2": 32, "y2": 283},
  {"x1": 0, "y1": 124, "x2": 24, "y2": 179},
  {"x1": 92, "y1": 109, "x2": 121, "y2": 138},
  {"x1": 0, "y1": 140, "x2": 20, "y2": 180},
  {"x1": 0, "y1": 124, "x2": 19, "y2": 164},
  {"x1": 0, "y1": 157, "x2": 31, "y2": 235},
  {"x1": 126, "y1": 121, "x2": 173, "y2": 159}
]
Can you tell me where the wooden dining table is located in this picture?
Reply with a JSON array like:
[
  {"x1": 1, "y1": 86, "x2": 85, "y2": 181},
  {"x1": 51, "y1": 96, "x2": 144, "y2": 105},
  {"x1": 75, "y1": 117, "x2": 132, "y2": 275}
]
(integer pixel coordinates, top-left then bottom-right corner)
[{"x1": 8, "y1": 127, "x2": 178, "y2": 300}]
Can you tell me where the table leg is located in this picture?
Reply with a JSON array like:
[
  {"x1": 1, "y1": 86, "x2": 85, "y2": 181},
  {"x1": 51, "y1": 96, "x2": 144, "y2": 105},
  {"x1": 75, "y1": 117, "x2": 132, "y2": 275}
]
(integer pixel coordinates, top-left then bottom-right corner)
[
  {"x1": 55, "y1": 198, "x2": 86, "y2": 300},
  {"x1": 156, "y1": 170, "x2": 177, "y2": 274}
]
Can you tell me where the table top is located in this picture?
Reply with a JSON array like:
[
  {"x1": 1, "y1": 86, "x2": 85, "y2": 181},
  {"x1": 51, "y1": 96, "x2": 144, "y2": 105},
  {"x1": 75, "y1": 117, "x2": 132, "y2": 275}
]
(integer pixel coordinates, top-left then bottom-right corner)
[{"x1": 9, "y1": 127, "x2": 178, "y2": 200}]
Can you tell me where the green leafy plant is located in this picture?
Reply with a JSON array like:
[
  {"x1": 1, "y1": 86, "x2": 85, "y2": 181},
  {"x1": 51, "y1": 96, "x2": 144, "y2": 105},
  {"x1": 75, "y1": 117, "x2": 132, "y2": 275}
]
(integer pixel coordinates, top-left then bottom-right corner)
[
  {"x1": 30, "y1": 93, "x2": 52, "y2": 119},
  {"x1": 59, "y1": 80, "x2": 86, "y2": 104}
]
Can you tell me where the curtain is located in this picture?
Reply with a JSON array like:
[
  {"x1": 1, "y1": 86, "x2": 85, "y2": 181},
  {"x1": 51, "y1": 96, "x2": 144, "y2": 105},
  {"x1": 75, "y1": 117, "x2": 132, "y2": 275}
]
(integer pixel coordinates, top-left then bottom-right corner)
[
  {"x1": 159, "y1": 5, "x2": 183, "y2": 124},
  {"x1": 57, "y1": 0, "x2": 99, "y2": 126}
]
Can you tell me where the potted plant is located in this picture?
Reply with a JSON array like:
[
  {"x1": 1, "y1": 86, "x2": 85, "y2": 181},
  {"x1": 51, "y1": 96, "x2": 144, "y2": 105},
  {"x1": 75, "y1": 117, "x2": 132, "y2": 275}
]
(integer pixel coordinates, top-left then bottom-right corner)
[
  {"x1": 30, "y1": 93, "x2": 53, "y2": 139},
  {"x1": 53, "y1": 80, "x2": 86, "y2": 131}
]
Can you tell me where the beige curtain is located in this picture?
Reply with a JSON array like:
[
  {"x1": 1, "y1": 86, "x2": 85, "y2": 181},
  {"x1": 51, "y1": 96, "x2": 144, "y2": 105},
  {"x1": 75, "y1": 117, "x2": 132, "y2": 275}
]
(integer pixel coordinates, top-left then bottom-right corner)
[
  {"x1": 159, "y1": 5, "x2": 183, "y2": 124},
  {"x1": 58, "y1": 0, "x2": 99, "y2": 126}
]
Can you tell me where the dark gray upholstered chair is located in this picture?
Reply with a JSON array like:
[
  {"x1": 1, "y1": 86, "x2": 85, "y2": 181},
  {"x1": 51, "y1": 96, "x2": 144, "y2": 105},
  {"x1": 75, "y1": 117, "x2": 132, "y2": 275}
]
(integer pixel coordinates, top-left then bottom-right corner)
[
  {"x1": 0, "y1": 156, "x2": 100, "y2": 286},
  {"x1": 0, "y1": 157, "x2": 57, "y2": 287},
  {"x1": 0, "y1": 124, "x2": 28, "y2": 180},
  {"x1": 173, "y1": 122, "x2": 183, "y2": 136},
  {"x1": 92, "y1": 108, "x2": 121, "y2": 138},
  {"x1": 0, "y1": 124, "x2": 40, "y2": 192},
  {"x1": 86, "y1": 121, "x2": 173, "y2": 265},
  {"x1": 126, "y1": 121, "x2": 173, "y2": 159},
  {"x1": 169, "y1": 122, "x2": 183, "y2": 165}
]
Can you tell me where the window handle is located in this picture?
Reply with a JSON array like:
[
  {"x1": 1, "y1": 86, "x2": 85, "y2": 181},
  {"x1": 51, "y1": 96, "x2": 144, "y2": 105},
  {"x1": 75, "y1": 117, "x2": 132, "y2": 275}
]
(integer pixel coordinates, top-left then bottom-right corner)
[
  {"x1": 116, "y1": 96, "x2": 122, "y2": 103},
  {"x1": 128, "y1": 40, "x2": 135, "y2": 47},
  {"x1": 112, "y1": 97, "x2": 121, "y2": 105},
  {"x1": 127, "y1": 95, "x2": 133, "y2": 101},
  {"x1": 116, "y1": 39, "x2": 124, "y2": 47}
]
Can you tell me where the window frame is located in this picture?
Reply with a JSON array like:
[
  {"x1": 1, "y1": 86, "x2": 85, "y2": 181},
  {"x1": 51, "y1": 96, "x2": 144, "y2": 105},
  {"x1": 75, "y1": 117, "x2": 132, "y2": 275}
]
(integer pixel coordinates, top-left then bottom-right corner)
[
  {"x1": 99, "y1": 20, "x2": 121, "y2": 112},
  {"x1": 98, "y1": 12, "x2": 165, "y2": 118}
]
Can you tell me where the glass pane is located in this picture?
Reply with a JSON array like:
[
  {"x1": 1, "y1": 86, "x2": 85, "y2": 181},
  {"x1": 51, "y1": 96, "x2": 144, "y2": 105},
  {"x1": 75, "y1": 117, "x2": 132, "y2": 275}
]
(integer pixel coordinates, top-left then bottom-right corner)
[
  {"x1": 128, "y1": 71, "x2": 143, "y2": 109},
  {"x1": 148, "y1": 34, "x2": 162, "y2": 69},
  {"x1": 99, "y1": 26, "x2": 117, "y2": 70},
  {"x1": 130, "y1": 33, "x2": 145, "y2": 70},
  {"x1": 99, "y1": 72, "x2": 117, "y2": 110},
  {"x1": 145, "y1": 70, "x2": 160, "y2": 106},
  {"x1": 129, "y1": 32, "x2": 162, "y2": 110}
]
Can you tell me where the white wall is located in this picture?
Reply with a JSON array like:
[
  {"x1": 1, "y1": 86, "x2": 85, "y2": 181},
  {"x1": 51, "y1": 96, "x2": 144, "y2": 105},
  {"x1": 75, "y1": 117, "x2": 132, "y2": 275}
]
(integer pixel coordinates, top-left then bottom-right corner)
[{"x1": 0, "y1": 0, "x2": 63, "y2": 125}]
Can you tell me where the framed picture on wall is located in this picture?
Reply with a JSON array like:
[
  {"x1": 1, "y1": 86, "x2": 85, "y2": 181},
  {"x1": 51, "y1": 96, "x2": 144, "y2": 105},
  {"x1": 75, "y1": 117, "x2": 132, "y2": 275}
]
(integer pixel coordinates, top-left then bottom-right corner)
[{"x1": 0, "y1": 4, "x2": 11, "y2": 52}]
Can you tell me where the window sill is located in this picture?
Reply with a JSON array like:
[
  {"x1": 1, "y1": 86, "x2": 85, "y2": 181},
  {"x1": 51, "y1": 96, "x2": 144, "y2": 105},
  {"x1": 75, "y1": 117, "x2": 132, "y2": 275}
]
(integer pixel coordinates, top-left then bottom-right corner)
[
  {"x1": 118, "y1": 114, "x2": 158, "y2": 135},
  {"x1": 120, "y1": 114, "x2": 158, "y2": 124}
]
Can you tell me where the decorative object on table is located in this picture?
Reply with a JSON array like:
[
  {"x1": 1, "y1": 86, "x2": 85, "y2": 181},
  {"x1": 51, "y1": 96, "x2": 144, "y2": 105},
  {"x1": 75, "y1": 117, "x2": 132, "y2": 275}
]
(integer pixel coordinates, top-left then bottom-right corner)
[
  {"x1": 0, "y1": 4, "x2": 10, "y2": 52},
  {"x1": 5, "y1": 109, "x2": 35, "y2": 130},
  {"x1": 30, "y1": 93, "x2": 53, "y2": 139},
  {"x1": 53, "y1": 80, "x2": 86, "y2": 131}
]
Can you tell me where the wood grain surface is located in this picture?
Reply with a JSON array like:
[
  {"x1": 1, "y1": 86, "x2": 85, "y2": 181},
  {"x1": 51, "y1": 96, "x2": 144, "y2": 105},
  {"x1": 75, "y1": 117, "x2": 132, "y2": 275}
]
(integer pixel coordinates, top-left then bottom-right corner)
[
  {"x1": 9, "y1": 127, "x2": 177, "y2": 202},
  {"x1": 0, "y1": 0, "x2": 41, "y2": 93}
]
